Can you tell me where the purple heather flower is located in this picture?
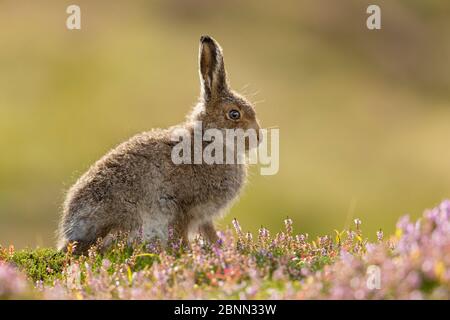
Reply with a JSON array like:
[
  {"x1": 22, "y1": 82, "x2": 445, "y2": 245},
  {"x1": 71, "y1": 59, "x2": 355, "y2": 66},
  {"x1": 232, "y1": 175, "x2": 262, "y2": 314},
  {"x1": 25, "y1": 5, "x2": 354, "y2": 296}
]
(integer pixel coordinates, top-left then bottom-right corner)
[
  {"x1": 439, "y1": 200, "x2": 450, "y2": 218},
  {"x1": 347, "y1": 230, "x2": 355, "y2": 242},
  {"x1": 258, "y1": 227, "x2": 270, "y2": 240},
  {"x1": 232, "y1": 218, "x2": 242, "y2": 235},
  {"x1": 245, "y1": 285, "x2": 259, "y2": 297},
  {"x1": 396, "y1": 215, "x2": 411, "y2": 232},
  {"x1": 0, "y1": 263, "x2": 28, "y2": 298},
  {"x1": 406, "y1": 271, "x2": 421, "y2": 288},
  {"x1": 284, "y1": 218, "x2": 293, "y2": 235},
  {"x1": 168, "y1": 226, "x2": 174, "y2": 240},
  {"x1": 102, "y1": 259, "x2": 111, "y2": 269},
  {"x1": 376, "y1": 230, "x2": 383, "y2": 242}
]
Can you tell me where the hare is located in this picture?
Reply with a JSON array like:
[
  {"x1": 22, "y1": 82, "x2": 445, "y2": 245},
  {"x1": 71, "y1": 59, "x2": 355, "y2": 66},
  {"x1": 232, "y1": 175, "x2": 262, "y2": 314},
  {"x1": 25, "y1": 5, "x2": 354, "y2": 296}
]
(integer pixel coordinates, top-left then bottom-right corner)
[{"x1": 57, "y1": 36, "x2": 261, "y2": 254}]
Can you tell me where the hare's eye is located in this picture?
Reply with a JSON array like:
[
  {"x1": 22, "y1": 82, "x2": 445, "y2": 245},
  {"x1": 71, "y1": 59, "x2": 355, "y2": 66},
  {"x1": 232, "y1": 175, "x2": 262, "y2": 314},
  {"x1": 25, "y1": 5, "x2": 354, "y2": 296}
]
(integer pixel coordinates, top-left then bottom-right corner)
[{"x1": 228, "y1": 109, "x2": 241, "y2": 120}]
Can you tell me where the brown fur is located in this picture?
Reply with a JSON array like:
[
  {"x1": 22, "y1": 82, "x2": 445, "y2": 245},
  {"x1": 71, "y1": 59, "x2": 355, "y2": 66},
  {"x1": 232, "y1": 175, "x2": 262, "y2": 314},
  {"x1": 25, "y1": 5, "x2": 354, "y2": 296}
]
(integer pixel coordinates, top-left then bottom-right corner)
[{"x1": 57, "y1": 36, "x2": 261, "y2": 254}]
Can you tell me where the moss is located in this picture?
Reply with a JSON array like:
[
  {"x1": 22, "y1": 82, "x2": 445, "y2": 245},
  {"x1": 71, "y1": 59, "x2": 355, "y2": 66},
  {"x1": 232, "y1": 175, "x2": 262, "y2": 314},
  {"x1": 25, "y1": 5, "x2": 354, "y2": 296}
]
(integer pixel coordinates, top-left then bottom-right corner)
[{"x1": 9, "y1": 248, "x2": 66, "y2": 284}]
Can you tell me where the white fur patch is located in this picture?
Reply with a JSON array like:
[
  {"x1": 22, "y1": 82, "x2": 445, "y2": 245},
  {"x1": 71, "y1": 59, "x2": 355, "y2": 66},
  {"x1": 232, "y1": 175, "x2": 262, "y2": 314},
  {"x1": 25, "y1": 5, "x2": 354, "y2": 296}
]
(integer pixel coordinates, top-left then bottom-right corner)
[
  {"x1": 139, "y1": 210, "x2": 171, "y2": 244},
  {"x1": 187, "y1": 202, "x2": 223, "y2": 240}
]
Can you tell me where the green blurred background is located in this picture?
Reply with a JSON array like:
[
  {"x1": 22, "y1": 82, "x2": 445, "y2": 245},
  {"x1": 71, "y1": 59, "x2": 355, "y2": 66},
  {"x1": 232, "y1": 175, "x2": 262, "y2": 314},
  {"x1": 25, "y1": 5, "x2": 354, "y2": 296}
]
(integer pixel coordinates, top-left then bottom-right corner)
[{"x1": 1, "y1": 0, "x2": 449, "y2": 248}]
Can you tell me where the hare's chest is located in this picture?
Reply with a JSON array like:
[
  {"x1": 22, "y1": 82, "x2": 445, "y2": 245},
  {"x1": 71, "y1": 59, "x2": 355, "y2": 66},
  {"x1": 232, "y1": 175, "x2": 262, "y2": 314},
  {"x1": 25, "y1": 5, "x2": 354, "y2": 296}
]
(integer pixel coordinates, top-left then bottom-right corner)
[
  {"x1": 189, "y1": 166, "x2": 246, "y2": 216},
  {"x1": 203, "y1": 165, "x2": 246, "y2": 196}
]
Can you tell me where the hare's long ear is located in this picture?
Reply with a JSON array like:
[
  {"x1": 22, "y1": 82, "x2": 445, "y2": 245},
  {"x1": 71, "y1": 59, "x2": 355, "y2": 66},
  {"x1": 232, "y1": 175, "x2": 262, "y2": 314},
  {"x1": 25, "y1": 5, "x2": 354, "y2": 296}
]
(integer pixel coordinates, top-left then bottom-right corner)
[{"x1": 199, "y1": 35, "x2": 228, "y2": 101}]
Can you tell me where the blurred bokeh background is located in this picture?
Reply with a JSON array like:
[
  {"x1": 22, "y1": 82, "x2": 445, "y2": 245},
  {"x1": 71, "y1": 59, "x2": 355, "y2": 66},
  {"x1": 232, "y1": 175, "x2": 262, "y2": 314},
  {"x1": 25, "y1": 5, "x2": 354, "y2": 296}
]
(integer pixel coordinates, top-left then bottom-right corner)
[{"x1": 1, "y1": 0, "x2": 450, "y2": 248}]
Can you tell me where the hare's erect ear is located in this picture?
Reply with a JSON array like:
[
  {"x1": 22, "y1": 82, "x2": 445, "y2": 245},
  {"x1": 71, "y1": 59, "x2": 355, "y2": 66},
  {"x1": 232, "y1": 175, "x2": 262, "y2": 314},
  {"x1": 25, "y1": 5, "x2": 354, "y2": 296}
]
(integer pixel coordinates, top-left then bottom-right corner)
[{"x1": 199, "y1": 35, "x2": 228, "y2": 101}]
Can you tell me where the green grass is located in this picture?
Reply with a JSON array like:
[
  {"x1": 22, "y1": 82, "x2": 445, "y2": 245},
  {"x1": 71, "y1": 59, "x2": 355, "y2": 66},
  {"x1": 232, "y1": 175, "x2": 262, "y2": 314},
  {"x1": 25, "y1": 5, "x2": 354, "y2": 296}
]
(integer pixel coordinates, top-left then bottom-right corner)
[{"x1": 7, "y1": 248, "x2": 66, "y2": 285}]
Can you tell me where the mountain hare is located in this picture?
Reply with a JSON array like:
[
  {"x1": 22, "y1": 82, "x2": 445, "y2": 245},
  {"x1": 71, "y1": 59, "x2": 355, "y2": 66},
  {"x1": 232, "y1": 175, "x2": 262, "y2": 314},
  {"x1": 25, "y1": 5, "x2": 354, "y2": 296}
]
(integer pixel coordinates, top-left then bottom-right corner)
[{"x1": 58, "y1": 36, "x2": 261, "y2": 254}]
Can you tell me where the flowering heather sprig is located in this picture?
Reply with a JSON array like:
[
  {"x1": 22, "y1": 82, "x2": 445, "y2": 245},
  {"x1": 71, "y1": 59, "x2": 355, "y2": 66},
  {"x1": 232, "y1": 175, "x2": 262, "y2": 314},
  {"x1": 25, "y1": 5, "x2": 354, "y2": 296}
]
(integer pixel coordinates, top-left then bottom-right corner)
[
  {"x1": 296, "y1": 234, "x2": 308, "y2": 244},
  {"x1": 8, "y1": 245, "x2": 15, "y2": 257},
  {"x1": 66, "y1": 241, "x2": 77, "y2": 256},
  {"x1": 299, "y1": 200, "x2": 450, "y2": 299},
  {"x1": 347, "y1": 230, "x2": 355, "y2": 242},
  {"x1": 168, "y1": 226, "x2": 175, "y2": 240},
  {"x1": 232, "y1": 218, "x2": 245, "y2": 251},
  {"x1": 376, "y1": 229, "x2": 383, "y2": 242},
  {"x1": 258, "y1": 227, "x2": 270, "y2": 241},
  {"x1": 244, "y1": 232, "x2": 254, "y2": 249},
  {"x1": 232, "y1": 218, "x2": 242, "y2": 236},
  {"x1": 354, "y1": 218, "x2": 362, "y2": 236},
  {"x1": 284, "y1": 217, "x2": 293, "y2": 235}
]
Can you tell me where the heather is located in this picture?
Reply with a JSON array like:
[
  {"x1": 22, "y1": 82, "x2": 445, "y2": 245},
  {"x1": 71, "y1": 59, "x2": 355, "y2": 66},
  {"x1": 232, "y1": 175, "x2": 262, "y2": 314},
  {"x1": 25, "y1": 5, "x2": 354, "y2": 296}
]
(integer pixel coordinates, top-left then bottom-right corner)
[{"x1": 1, "y1": 201, "x2": 449, "y2": 300}]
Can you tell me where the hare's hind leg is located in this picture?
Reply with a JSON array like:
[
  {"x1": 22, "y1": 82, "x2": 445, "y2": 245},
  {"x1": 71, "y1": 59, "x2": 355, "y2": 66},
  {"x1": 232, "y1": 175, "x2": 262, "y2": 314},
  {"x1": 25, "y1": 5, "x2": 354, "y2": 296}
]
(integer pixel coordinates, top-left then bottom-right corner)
[
  {"x1": 172, "y1": 217, "x2": 190, "y2": 246},
  {"x1": 57, "y1": 208, "x2": 113, "y2": 255},
  {"x1": 58, "y1": 223, "x2": 111, "y2": 255},
  {"x1": 199, "y1": 221, "x2": 219, "y2": 244}
]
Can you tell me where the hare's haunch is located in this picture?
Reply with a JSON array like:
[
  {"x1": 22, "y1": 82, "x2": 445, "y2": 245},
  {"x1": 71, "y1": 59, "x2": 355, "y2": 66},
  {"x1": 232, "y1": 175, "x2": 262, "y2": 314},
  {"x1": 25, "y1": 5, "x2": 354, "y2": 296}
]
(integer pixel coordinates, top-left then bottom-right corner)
[{"x1": 57, "y1": 36, "x2": 261, "y2": 254}]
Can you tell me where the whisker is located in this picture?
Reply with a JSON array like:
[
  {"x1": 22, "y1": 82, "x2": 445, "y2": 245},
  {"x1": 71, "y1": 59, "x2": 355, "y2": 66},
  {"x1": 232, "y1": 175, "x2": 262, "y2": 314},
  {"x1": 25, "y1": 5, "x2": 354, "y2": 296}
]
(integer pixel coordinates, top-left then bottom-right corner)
[
  {"x1": 247, "y1": 89, "x2": 260, "y2": 98},
  {"x1": 240, "y1": 83, "x2": 251, "y2": 92},
  {"x1": 252, "y1": 99, "x2": 266, "y2": 105}
]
